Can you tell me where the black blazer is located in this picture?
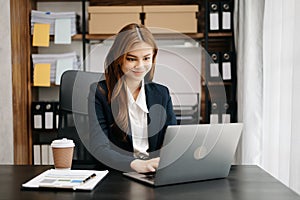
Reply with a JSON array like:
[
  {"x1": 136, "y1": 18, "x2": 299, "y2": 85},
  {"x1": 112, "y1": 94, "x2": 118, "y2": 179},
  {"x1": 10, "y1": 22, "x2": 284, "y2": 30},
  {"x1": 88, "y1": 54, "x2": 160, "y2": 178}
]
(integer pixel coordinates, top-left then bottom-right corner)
[{"x1": 88, "y1": 80, "x2": 177, "y2": 172}]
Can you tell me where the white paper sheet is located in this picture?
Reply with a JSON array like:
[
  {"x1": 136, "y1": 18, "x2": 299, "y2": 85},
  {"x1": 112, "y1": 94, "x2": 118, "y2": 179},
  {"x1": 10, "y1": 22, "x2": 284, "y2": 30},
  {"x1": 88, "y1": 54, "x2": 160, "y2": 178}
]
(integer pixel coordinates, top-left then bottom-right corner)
[{"x1": 22, "y1": 169, "x2": 109, "y2": 191}]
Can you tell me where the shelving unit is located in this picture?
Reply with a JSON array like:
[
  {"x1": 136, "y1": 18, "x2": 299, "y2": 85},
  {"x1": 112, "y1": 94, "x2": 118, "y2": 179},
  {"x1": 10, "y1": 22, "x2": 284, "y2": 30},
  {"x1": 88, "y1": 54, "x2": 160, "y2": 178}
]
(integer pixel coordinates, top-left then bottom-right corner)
[{"x1": 10, "y1": 0, "x2": 236, "y2": 164}]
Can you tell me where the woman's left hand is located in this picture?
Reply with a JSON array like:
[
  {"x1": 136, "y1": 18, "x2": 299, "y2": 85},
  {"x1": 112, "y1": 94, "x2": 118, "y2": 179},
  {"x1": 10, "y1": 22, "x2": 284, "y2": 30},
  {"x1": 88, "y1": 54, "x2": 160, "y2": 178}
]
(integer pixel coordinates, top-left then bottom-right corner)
[{"x1": 130, "y1": 157, "x2": 160, "y2": 173}]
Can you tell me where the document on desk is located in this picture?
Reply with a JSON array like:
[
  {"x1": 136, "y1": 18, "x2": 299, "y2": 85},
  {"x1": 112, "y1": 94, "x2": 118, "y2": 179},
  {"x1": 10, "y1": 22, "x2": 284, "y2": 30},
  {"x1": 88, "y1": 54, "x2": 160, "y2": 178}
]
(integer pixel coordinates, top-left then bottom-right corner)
[{"x1": 22, "y1": 169, "x2": 109, "y2": 191}]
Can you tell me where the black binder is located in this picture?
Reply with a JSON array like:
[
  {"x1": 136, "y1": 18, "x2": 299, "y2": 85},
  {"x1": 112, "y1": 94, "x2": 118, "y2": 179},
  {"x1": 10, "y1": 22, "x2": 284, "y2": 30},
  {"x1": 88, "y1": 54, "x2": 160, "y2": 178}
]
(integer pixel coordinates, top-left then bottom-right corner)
[
  {"x1": 32, "y1": 102, "x2": 45, "y2": 130},
  {"x1": 208, "y1": 2, "x2": 220, "y2": 32},
  {"x1": 221, "y1": 1, "x2": 233, "y2": 31},
  {"x1": 220, "y1": 100, "x2": 236, "y2": 123},
  {"x1": 207, "y1": 52, "x2": 222, "y2": 82},
  {"x1": 43, "y1": 102, "x2": 54, "y2": 130},
  {"x1": 208, "y1": 100, "x2": 220, "y2": 123},
  {"x1": 221, "y1": 51, "x2": 234, "y2": 82},
  {"x1": 208, "y1": 100, "x2": 236, "y2": 123}
]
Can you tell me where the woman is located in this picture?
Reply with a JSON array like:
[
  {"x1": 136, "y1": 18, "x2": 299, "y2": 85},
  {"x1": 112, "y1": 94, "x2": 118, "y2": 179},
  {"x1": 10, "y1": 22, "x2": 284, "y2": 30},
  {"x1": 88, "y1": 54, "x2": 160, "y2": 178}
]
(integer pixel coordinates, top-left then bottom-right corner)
[{"x1": 88, "y1": 23, "x2": 177, "y2": 173}]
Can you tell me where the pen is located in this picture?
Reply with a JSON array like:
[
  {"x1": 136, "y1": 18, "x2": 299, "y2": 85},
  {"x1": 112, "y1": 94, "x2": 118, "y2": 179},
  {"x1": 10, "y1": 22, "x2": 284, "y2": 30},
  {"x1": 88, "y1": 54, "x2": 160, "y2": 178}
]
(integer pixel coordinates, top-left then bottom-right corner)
[{"x1": 82, "y1": 173, "x2": 97, "y2": 183}]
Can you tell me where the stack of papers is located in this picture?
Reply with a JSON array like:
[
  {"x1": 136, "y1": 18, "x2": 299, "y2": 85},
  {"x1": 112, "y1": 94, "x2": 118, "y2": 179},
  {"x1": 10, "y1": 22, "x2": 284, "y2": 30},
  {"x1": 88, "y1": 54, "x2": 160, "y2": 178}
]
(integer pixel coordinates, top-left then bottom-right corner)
[
  {"x1": 22, "y1": 169, "x2": 109, "y2": 191},
  {"x1": 31, "y1": 10, "x2": 77, "y2": 36},
  {"x1": 32, "y1": 52, "x2": 80, "y2": 86}
]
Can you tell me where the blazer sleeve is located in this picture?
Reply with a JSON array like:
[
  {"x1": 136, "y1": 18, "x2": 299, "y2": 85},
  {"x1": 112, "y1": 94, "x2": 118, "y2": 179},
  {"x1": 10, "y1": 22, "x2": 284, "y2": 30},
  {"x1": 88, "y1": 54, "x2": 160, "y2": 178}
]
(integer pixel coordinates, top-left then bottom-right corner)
[{"x1": 88, "y1": 82, "x2": 135, "y2": 172}]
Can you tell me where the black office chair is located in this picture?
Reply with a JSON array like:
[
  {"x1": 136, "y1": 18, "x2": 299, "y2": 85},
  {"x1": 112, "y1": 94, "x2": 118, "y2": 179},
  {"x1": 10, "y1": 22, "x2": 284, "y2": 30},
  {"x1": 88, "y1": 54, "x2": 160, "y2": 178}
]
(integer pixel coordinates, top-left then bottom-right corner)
[{"x1": 57, "y1": 70, "x2": 106, "y2": 169}]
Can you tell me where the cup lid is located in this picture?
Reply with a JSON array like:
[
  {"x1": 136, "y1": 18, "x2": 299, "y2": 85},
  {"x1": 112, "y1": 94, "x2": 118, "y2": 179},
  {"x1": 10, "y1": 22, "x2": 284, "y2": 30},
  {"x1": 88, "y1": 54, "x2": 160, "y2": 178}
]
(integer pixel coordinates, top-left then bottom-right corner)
[{"x1": 51, "y1": 138, "x2": 75, "y2": 148}]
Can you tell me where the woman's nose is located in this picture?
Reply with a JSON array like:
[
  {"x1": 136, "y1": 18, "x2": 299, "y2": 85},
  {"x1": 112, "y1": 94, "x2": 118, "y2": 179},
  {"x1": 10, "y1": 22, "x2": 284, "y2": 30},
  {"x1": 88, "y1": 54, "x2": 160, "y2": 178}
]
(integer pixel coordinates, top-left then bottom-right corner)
[{"x1": 135, "y1": 59, "x2": 144, "y2": 68}]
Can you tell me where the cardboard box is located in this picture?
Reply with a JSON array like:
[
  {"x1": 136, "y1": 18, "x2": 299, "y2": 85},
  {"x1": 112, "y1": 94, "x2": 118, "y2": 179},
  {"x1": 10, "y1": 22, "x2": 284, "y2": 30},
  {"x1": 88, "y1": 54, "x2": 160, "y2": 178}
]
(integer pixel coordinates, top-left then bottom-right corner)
[
  {"x1": 144, "y1": 5, "x2": 199, "y2": 33},
  {"x1": 88, "y1": 6, "x2": 142, "y2": 34}
]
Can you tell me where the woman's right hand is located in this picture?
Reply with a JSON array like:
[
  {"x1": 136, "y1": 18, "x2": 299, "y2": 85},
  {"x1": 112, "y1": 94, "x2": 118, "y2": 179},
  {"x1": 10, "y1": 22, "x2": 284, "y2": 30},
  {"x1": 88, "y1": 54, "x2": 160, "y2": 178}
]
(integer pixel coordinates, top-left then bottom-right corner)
[{"x1": 130, "y1": 157, "x2": 160, "y2": 173}]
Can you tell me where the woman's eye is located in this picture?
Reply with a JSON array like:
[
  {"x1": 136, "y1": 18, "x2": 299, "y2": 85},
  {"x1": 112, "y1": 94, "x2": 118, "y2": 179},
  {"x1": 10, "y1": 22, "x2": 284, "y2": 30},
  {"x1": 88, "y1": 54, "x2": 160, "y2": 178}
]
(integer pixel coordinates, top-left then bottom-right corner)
[
  {"x1": 126, "y1": 57, "x2": 136, "y2": 62},
  {"x1": 144, "y1": 57, "x2": 151, "y2": 61}
]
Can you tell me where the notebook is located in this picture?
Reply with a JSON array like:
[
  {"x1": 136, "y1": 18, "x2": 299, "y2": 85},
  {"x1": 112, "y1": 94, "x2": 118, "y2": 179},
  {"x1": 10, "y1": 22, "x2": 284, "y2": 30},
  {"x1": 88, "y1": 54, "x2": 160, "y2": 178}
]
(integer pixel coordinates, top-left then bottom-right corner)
[
  {"x1": 22, "y1": 169, "x2": 109, "y2": 191},
  {"x1": 123, "y1": 123, "x2": 243, "y2": 186}
]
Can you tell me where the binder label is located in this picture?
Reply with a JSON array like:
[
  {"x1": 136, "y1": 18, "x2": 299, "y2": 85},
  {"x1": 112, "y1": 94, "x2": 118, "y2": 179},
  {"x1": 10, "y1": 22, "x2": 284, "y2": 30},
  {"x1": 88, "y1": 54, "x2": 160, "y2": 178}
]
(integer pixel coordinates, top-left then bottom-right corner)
[
  {"x1": 222, "y1": 114, "x2": 231, "y2": 123},
  {"x1": 210, "y1": 13, "x2": 219, "y2": 30},
  {"x1": 210, "y1": 114, "x2": 219, "y2": 124},
  {"x1": 34, "y1": 115, "x2": 42, "y2": 129},
  {"x1": 45, "y1": 112, "x2": 53, "y2": 129},
  {"x1": 210, "y1": 63, "x2": 220, "y2": 77},
  {"x1": 222, "y1": 62, "x2": 232, "y2": 80},
  {"x1": 222, "y1": 12, "x2": 231, "y2": 30}
]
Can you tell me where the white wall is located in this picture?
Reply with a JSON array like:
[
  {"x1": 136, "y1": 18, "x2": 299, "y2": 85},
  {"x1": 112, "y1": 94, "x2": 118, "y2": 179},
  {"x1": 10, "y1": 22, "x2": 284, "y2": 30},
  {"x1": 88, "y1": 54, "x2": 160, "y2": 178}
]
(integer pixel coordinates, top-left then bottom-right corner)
[{"x1": 0, "y1": 0, "x2": 14, "y2": 164}]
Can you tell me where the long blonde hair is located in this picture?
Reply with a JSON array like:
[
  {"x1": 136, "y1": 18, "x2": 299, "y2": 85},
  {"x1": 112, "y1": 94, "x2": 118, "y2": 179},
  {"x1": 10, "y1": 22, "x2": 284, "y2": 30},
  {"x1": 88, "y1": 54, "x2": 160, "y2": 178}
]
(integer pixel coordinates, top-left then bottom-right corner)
[{"x1": 104, "y1": 23, "x2": 158, "y2": 134}]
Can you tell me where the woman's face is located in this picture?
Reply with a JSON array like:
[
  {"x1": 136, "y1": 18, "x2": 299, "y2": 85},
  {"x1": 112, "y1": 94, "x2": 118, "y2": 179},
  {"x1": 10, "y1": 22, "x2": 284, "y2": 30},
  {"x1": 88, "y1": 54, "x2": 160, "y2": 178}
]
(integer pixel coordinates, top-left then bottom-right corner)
[{"x1": 121, "y1": 42, "x2": 154, "y2": 82}]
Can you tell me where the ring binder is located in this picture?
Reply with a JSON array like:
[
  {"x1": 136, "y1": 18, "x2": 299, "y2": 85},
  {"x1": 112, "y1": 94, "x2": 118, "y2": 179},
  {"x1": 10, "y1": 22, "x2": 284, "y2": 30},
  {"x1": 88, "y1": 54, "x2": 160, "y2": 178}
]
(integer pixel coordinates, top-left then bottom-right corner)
[
  {"x1": 221, "y1": 102, "x2": 231, "y2": 123},
  {"x1": 208, "y1": 2, "x2": 220, "y2": 31},
  {"x1": 208, "y1": 100, "x2": 236, "y2": 124},
  {"x1": 209, "y1": 101, "x2": 219, "y2": 124},
  {"x1": 208, "y1": 52, "x2": 221, "y2": 81},
  {"x1": 44, "y1": 102, "x2": 54, "y2": 129},
  {"x1": 221, "y1": 101, "x2": 236, "y2": 123},
  {"x1": 32, "y1": 102, "x2": 44, "y2": 130},
  {"x1": 221, "y1": 1, "x2": 233, "y2": 31},
  {"x1": 221, "y1": 51, "x2": 233, "y2": 81}
]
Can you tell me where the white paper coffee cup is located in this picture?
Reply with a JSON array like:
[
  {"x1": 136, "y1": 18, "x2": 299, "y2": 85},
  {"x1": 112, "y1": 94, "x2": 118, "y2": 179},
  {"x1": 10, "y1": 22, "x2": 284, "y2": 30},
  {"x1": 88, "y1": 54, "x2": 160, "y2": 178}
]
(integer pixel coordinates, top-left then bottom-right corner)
[{"x1": 51, "y1": 138, "x2": 75, "y2": 169}]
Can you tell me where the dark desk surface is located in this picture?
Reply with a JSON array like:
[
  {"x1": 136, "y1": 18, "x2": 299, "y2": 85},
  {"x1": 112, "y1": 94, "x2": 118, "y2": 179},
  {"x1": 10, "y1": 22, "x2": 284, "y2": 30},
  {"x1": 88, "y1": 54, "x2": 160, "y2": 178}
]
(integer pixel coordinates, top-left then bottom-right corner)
[{"x1": 1, "y1": 165, "x2": 299, "y2": 200}]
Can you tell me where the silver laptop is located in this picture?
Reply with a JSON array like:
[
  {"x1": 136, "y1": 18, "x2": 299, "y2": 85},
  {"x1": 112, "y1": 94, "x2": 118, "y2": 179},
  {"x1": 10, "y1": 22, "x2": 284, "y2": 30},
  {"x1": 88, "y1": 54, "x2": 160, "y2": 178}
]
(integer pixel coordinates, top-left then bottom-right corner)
[{"x1": 123, "y1": 123, "x2": 243, "y2": 186}]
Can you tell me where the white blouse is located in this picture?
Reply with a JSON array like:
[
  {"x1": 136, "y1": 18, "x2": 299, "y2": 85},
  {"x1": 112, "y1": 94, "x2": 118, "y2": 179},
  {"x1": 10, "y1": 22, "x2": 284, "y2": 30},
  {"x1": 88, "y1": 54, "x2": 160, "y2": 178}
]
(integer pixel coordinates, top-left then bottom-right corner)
[{"x1": 127, "y1": 83, "x2": 149, "y2": 159}]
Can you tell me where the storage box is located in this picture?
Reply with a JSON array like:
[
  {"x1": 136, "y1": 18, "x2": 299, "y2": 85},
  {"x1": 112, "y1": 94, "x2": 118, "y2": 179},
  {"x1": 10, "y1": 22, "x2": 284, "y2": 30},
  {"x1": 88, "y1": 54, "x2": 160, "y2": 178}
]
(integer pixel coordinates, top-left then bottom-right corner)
[
  {"x1": 88, "y1": 6, "x2": 142, "y2": 34},
  {"x1": 144, "y1": 5, "x2": 199, "y2": 33}
]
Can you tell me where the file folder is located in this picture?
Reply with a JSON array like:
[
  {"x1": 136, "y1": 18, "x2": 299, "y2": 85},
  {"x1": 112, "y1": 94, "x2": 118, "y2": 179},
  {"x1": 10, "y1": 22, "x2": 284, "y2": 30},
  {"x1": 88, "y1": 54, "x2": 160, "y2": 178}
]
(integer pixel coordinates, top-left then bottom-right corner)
[
  {"x1": 32, "y1": 52, "x2": 79, "y2": 85},
  {"x1": 208, "y1": 52, "x2": 221, "y2": 81},
  {"x1": 221, "y1": 52, "x2": 233, "y2": 81},
  {"x1": 32, "y1": 23, "x2": 50, "y2": 47},
  {"x1": 33, "y1": 63, "x2": 51, "y2": 87},
  {"x1": 54, "y1": 18, "x2": 71, "y2": 44},
  {"x1": 208, "y1": 2, "x2": 220, "y2": 31},
  {"x1": 31, "y1": 10, "x2": 77, "y2": 36},
  {"x1": 221, "y1": 1, "x2": 233, "y2": 31},
  {"x1": 32, "y1": 102, "x2": 44, "y2": 130},
  {"x1": 44, "y1": 102, "x2": 54, "y2": 130}
]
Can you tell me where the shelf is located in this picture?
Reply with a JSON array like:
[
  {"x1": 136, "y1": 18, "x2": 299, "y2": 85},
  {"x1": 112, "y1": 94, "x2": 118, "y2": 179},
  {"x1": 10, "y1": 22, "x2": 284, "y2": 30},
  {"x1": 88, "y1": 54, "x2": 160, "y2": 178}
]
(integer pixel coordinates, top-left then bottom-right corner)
[
  {"x1": 33, "y1": 0, "x2": 82, "y2": 2},
  {"x1": 208, "y1": 32, "x2": 233, "y2": 37},
  {"x1": 205, "y1": 81, "x2": 233, "y2": 86},
  {"x1": 69, "y1": 32, "x2": 231, "y2": 41},
  {"x1": 89, "y1": 0, "x2": 202, "y2": 6},
  {"x1": 31, "y1": 83, "x2": 60, "y2": 87},
  {"x1": 32, "y1": 130, "x2": 58, "y2": 145},
  {"x1": 71, "y1": 33, "x2": 205, "y2": 40}
]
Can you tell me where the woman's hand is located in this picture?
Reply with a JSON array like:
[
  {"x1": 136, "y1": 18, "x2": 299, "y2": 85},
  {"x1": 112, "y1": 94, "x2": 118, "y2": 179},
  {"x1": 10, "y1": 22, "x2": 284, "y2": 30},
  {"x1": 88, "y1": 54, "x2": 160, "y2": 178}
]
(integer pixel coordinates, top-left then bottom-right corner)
[{"x1": 130, "y1": 157, "x2": 160, "y2": 173}]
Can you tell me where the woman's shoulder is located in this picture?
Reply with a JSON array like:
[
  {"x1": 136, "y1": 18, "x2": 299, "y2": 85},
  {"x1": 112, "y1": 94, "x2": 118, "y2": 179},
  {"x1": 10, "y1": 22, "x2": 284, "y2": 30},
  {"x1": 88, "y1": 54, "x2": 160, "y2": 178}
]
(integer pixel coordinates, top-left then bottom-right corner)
[
  {"x1": 145, "y1": 82, "x2": 170, "y2": 94},
  {"x1": 89, "y1": 80, "x2": 108, "y2": 97},
  {"x1": 97, "y1": 80, "x2": 107, "y2": 89}
]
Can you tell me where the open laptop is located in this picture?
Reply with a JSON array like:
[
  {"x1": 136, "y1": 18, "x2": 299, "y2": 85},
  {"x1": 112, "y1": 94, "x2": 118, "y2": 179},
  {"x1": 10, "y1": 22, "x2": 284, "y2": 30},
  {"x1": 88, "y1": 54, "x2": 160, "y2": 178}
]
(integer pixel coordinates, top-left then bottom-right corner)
[{"x1": 123, "y1": 123, "x2": 243, "y2": 186}]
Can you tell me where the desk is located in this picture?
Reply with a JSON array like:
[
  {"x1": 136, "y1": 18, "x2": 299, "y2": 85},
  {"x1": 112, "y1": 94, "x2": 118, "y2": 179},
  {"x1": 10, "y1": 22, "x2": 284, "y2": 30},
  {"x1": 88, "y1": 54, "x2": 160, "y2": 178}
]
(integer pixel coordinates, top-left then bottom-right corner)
[{"x1": 1, "y1": 165, "x2": 299, "y2": 200}]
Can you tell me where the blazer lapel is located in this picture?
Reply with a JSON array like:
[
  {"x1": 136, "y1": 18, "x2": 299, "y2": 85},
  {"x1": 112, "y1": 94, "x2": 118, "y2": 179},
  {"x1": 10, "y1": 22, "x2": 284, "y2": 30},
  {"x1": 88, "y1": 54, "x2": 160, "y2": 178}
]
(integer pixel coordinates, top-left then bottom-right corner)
[{"x1": 145, "y1": 84, "x2": 164, "y2": 152}]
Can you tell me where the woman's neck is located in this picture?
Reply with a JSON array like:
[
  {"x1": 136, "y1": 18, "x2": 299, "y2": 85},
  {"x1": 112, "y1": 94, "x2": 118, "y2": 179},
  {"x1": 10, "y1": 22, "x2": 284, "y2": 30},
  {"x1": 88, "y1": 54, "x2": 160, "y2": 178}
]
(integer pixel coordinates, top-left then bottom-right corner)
[{"x1": 126, "y1": 80, "x2": 142, "y2": 100}]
